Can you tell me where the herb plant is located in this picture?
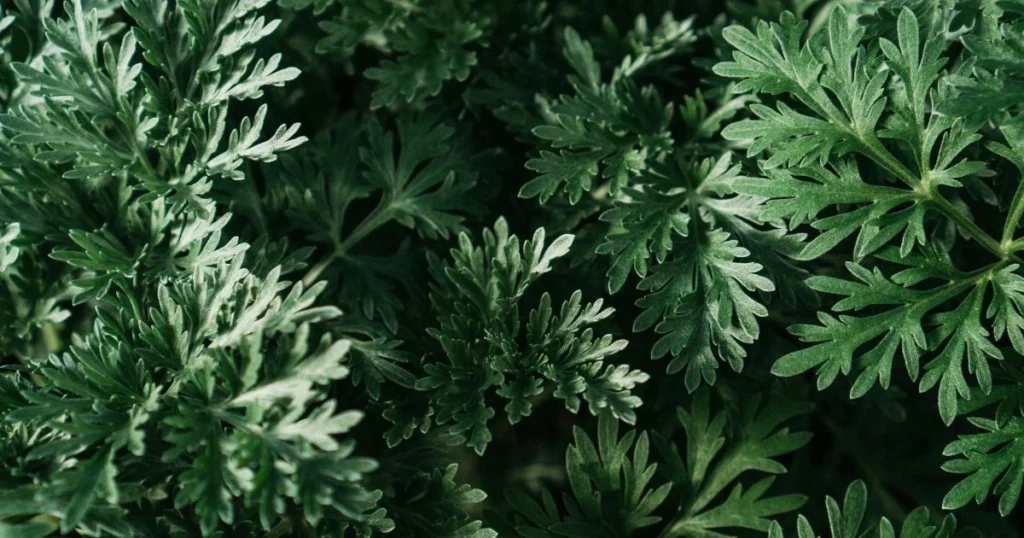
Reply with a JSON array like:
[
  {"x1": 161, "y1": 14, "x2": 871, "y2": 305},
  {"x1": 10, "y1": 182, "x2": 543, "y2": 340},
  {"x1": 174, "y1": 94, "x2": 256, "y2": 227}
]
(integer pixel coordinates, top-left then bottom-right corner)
[{"x1": 2, "y1": 0, "x2": 1024, "y2": 536}]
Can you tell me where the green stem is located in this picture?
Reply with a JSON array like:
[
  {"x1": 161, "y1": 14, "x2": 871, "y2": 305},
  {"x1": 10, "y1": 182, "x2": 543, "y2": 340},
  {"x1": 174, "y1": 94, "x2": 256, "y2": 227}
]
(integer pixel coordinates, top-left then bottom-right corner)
[
  {"x1": 300, "y1": 198, "x2": 396, "y2": 287},
  {"x1": 1003, "y1": 179, "x2": 1024, "y2": 245},
  {"x1": 857, "y1": 134, "x2": 921, "y2": 188},
  {"x1": 301, "y1": 251, "x2": 338, "y2": 288},
  {"x1": 115, "y1": 277, "x2": 144, "y2": 324},
  {"x1": 1007, "y1": 237, "x2": 1024, "y2": 257},
  {"x1": 855, "y1": 133, "x2": 1020, "y2": 263},
  {"x1": 42, "y1": 323, "x2": 62, "y2": 354},
  {"x1": 216, "y1": 410, "x2": 302, "y2": 461},
  {"x1": 929, "y1": 195, "x2": 1016, "y2": 262},
  {"x1": 123, "y1": 121, "x2": 158, "y2": 178}
]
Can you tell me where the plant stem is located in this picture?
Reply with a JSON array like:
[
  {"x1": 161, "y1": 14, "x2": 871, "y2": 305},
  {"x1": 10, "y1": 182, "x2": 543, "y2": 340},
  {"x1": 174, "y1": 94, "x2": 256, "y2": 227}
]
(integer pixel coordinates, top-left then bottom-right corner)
[
  {"x1": 115, "y1": 277, "x2": 145, "y2": 323},
  {"x1": 301, "y1": 251, "x2": 338, "y2": 288},
  {"x1": 1007, "y1": 237, "x2": 1024, "y2": 256},
  {"x1": 855, "y1": 132, "x2": 1021, "y2": 263},
  {"x1": 929, "y1": 195, "x2": 1019, "y2": 262},
  {"x1": 741, "y1": 48, "x2": 1013, "y2": 265},
  {"x1": 42, "y1": 323, "x2": 62, "y2": 354},
  {"x1": 300, "y1": 197, "x2": 396, "y2": 287},
  {"x1": 1003, "y1": 179, "x2": 1024, "y2": 245}
]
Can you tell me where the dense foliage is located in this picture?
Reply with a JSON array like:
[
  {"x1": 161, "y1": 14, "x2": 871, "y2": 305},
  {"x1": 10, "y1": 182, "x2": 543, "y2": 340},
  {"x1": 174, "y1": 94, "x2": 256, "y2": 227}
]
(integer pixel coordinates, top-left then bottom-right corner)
[{"x1": 3, "y1": 0, "x2": 1024, "y2": 536}]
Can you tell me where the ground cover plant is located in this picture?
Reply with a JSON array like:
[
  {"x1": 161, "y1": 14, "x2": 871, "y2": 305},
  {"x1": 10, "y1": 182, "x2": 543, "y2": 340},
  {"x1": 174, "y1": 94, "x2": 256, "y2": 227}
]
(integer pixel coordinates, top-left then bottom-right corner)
[{"x1": 3, "y1": 0, "x2": 1024, "y2": 536}]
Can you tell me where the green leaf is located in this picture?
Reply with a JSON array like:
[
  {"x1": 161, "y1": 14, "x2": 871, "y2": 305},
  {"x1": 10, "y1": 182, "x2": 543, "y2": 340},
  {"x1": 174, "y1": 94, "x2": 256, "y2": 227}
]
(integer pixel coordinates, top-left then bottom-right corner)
[
  {"x1": 508, "y1": 410, "x2": 671, "y2": 537},
  {"x1": 770, "y1": 480, "x2": 961, "y2": 538},
  {"x1": 520, "y1": 27, "x2": 674, "y2": 205},
  {"x1": 425, "y1": 218, "x2": 643, "y2": 454},
  {"x1": 943, "y1": 416, "x2": 1024, "y2": 516},
  {"x1": 636, "y1": 229, "x2": 774, "y2": 391},
  {"x1": 61, "y1": 448, "x2": 117, "y2": 533}
]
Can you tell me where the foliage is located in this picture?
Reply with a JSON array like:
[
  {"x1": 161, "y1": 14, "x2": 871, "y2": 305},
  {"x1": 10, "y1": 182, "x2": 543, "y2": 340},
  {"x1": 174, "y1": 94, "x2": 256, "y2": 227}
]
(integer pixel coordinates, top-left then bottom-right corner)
[
  {"x1": 3, "y1": 0, "x2": 1024, "y2": 536},
  {"x1": 423, "y1": 217, "x2": 646, "y2": 455},
  {"x1": 767, "y1": 481, "x2": 967, "y2": 538},
  {"x1": 497, "y1": 386, "x2": 812, "y2": 538},
  {"x1": 515, "y1": 12, "x2": 809, "y2": 391},
  {"x1": 0, "y1": 254, "x2": 388, "y2": 535}
]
